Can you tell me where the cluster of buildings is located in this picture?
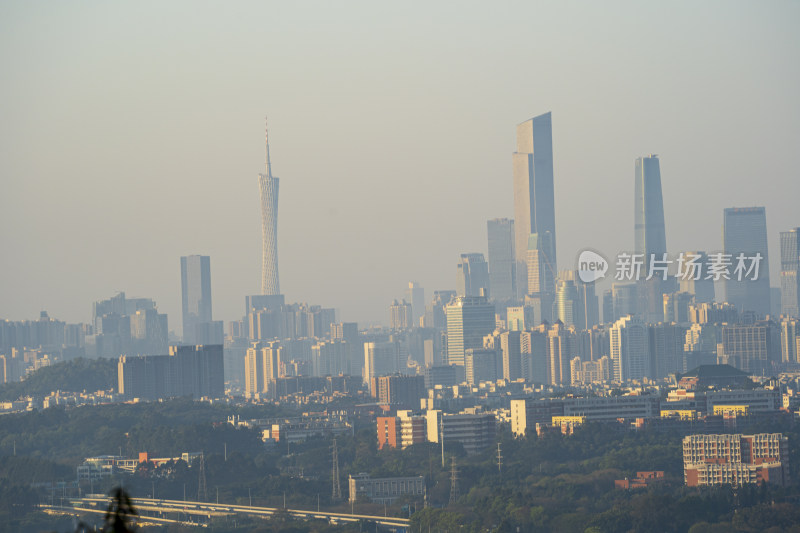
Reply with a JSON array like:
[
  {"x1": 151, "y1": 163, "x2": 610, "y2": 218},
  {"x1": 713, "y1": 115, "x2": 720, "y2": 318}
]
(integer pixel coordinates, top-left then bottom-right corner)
[
  {"x1": 77, "y1": 451, "x2": 203, "y2": 483},
  {"x1": 229, "y1": 411, "x2": 353, "y2": 444},
  {"x1": 377, "y1": 408, "x2": 496, "y2": 455}
]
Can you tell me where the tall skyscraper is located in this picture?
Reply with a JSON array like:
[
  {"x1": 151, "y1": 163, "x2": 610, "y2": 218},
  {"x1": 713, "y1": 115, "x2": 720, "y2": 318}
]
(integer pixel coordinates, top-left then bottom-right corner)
[
  {"x1": 576, "y1": 276, "x2": 600, "y2": 331},
  {"x1": 389, "y1": 300, "x2": 413, "y2": 330},
  {"x1": 547, "y1": 321, "x2": 576, "y2": 386},
  {"x1": 526, "y1": 233, "x2": 555, "y2": 322},
  {"x1": 513, "y1": 113, "x2": 556, "y2": 299},
  {"x1": 634, "y1": 155, "x2": 669, "y2": 323},
  {"x1": 456, "y1": 253, "x2": 490, "y2": 297},
  {"x1": 780, "y1": 228, "x2": 800, "y2": 318},
  {"x1": 723, "y1": 207, "x2": 771, "y2": 317},
  {"x1": 553, "y1": 270, "x2": 598, "y2": 331},
  {"x1": 181, "y1": 255, "x2": 212, "y2": 344},
  {"x1": 259, "y1": 118, "x2": 280, "y2": 296},
  {"x1": 678, "y1": 251, "x2": 716, "y2": 304},
  {"x1": 405, "y1": 282, "x2": 425, "y2": 326},
  {"x1": 487, "y1": 218, "x2": 516, "y2": 301},
  {"x1": 444, "y1": 295, "x2": 495, "y2": 368},
  {"x1": 553, "y1": 271, "x2": 582, "y2": 329},
  {"x1": 609, "y1": 315, "x2": 650, "y2": 382},
  {"x1": 634, "y1": 155, "x2": 667, "y2": 261}
]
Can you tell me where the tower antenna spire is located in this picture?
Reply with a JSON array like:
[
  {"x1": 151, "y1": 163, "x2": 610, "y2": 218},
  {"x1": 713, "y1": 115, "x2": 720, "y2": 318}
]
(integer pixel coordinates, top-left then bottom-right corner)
[{"x1": 265, "y1": 115, "x2": 272, "y2": 177}]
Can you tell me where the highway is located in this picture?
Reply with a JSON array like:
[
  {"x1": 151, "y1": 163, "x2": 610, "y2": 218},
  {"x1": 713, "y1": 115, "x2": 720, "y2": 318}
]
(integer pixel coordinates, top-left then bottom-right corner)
[{"x1": 48, "y1": 496, "x2": 411, "y2": 531}]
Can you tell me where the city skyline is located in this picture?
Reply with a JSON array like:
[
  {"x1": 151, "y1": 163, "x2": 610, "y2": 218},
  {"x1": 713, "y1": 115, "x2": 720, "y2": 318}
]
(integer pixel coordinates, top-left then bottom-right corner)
[{"x1": 1, "y1": 2, "x2": 799, "y2": 327}]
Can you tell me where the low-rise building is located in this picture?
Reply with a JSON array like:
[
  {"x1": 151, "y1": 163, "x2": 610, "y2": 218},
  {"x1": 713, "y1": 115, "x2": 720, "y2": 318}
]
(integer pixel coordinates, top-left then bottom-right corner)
[
  {"x1": 615, "y1": 471, "x2": 665, "y2": 490},
  {"x1": 348, "y1": 473, "x2": 425, "y2": 504},
  {"x1": 426, "y1": 408, "x2": 495, "y2": 454},
  {"x1": 377, "y1": 410, "x2": 427, "y2": 450}
]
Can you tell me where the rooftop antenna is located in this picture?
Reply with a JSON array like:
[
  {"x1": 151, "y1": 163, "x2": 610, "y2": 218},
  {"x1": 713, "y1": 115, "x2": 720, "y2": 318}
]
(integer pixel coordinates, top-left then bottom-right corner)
[{"x1": 265, "y1": 116, "x2": 272, "y2": 178}]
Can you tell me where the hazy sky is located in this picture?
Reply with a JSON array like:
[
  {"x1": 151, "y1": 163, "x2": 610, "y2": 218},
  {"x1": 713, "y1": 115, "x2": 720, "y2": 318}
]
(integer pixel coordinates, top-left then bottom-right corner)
[{"x1": 1, "y1": 1, "x2": 799, "y2": 329}]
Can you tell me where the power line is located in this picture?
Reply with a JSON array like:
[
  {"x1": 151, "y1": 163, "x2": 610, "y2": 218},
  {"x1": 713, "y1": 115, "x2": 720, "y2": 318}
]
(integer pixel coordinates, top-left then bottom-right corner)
[
  {"x1": 331, "y1": 438, "x2": 342, "y2": 501},
  {"x1": 197, "y1": 453, "x2": 207, "y2": 502},
  {"x1": 497, "y1": 443, "x2": 503, "y2": 477}
]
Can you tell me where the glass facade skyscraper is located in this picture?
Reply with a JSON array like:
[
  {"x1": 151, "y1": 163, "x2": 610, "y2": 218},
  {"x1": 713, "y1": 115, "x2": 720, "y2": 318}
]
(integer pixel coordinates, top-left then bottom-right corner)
[
  {"x1": 723, "y1": 207, "x2": 771, "y2": 317},
  {"x1": 780, "y1": 227, "x2": 800, "y2": 318},
  {"x1": 180, "y1": 255, "x2": 212, "y2": 344},
  {"x1": 634, "y1": 155, "x2": 667, "y2": 260},
  {"x1": 634, "y1": 155, "x2": 669, "y2": 323},
  {"x1": 513, "y1": 113, "x2": 556, "y2": 299},
  {"x1": 487, "y1": 218, "x2": 515, "y2": 301},
  {"x1": 456, "y1": 253, "x2": 490, "y2": 298}
]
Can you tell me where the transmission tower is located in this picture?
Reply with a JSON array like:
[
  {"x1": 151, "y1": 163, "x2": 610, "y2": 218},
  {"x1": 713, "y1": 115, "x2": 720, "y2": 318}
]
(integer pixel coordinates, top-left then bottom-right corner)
[
  {"x1": 497, "y1": 443, "x2": 503, "y2": 477},
  {"x1": 197, "y1": 453, "x2": 208, "y2": 502},
  {"x1": 331, "y1": 438, "x2": 342, "y2": 501},
  {"x1": 448, "y1": 457, "x2": 459, "y2": 506}
]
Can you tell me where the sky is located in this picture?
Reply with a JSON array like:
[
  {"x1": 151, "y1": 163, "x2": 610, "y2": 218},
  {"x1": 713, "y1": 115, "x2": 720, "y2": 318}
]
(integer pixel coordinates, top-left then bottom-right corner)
[{"x1": 1, "y1": 1, "x2": 799, "y2": 329}]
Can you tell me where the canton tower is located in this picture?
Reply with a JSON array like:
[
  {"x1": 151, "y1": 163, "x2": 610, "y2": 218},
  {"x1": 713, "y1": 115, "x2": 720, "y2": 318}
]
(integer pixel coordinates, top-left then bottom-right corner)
[{"x1": 259, "y1": 118, "x2": 280, "y2": 295}]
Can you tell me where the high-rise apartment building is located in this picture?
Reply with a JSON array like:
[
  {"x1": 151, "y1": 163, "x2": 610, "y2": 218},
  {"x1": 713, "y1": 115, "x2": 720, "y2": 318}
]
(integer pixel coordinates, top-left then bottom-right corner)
[
  {"x1": 118, "y1": 344, "x2": 224, "y2": 400},
  {"x1": 89, "y1": 292, "x2": 166, "y2": 358},
  {"x1": 662, "y1": 291, "x2": 694, "y2": 324},
  {"x1": 719, "y1": 322, "x2": 780, "y2": 375},
  {"x1": 609, "y1": 315, "x2": 650, "y2": 382},
  {"x1": 331, "y1": 322, "x2": 361, "y2": 376},
  {"x1": 513, "y1": 113, "x2": 556, "y2": 299},
  {"x1": 363, "y1": 340, "x2": 401, "y2": 384},
  {"x1": 487, "y1": 218, "x2": 516, "y2": 301},
  {"x1": 389, "y1": 300, "x2": 413, "y2": 330},
  {"x1": 547, "y1": 321, "x2": 576, "y2": 386},
  {"x1": 259, "y1": 119, "x2": 280, "y2": 296},
  {"x1": 464, "y1": 348, "x2": 500, "y2": 385},
  {"x1": 506, "y1": 305, "x2": 534, "y2": 331},
  {"x1": 424, "y1": 290, "x2": 456, "y2": 330},
  {"x1": 723, "y1": 207, "x2": 771, "y2": 317},
  {"x1": 456, "y1": 253, "x2": 490, "y2": 297},
  {"x1": 683, "y1": 433, "x2": 789, "y2": 487},
  {"x1": 484, "y1": 330, "x2": 522, "y2": 381},
  {"x1": 649, "y1": 322, "x2": 687, "y2": 379},
  {"x1": 779, "y1": 317, "x2": 799, "y2": 364},
  {"x1": 371, "y1": 374, "x2": 425, "y2": 408},
  {"x1": 780, "y1": 228, "x2": 800, "y2": 318},
  {"x1": 244, "y1": 340, "x2": 284, "y2": 398},
  {"x1": 311, "y1": 339, "x2": 348, "y2": 377}
]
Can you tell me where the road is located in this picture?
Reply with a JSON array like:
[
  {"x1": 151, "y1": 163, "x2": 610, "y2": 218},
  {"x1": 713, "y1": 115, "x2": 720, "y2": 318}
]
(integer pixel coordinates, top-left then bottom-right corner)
[{"x1": 45, "y1": 496, "x2": 411, "y2": 531}]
